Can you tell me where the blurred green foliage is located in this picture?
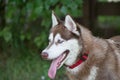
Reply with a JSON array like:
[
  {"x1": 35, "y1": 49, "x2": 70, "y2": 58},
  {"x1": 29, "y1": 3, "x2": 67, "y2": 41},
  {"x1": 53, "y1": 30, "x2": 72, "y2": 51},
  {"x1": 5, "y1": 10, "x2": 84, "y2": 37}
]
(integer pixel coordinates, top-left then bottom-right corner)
[
  {"x1": 99, "y1": 0, "x2": 108, "y2": 2},
  {"x1": 99, "y1": 16, "x2": 120, "y2": 28},
  {"x1": 0, "y1": 0, "x2": 82, "y2": 80},
  {"x1": 0, "y1": 0, "x2": 83, "y2": 52}
]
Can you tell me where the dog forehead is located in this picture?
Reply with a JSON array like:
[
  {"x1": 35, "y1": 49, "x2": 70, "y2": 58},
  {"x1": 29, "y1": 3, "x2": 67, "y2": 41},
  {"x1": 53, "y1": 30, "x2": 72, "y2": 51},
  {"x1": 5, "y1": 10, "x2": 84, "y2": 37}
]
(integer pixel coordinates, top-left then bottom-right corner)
[
  {"x1": 50, "y1": 24, "x2": 79, "y2": 40},
  {"x1": 54, "y1": 33, "x2": 64, "y2": 41},
  {"x1": 49, "y1": 33, "x2": 63, "y2": 41}
]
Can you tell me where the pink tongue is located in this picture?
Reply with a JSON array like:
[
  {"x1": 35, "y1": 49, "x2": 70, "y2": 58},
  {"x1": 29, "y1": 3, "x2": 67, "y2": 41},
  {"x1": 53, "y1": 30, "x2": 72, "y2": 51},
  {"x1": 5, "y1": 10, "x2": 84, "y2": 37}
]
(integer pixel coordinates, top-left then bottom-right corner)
[{"x1": 48, "y1": 55, "x2": 63, "y2": 79}]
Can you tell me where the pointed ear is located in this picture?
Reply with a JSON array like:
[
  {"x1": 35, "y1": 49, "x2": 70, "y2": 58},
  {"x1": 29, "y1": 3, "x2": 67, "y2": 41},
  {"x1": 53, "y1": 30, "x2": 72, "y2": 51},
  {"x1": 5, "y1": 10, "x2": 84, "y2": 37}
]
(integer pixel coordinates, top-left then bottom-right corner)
[
  {"x1": 52, "y1": 11, "x2": 59, "y2": 27},
  {"x1": 65, "y1": 15, "x2": 80, "y2": 36}
]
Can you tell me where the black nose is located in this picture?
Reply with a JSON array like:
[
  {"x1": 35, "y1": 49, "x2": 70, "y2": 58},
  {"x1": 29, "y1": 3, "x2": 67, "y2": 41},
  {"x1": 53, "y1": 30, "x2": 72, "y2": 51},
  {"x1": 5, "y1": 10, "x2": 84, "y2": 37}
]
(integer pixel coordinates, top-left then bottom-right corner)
[{"x1": 41, "y1": 52, "x2": 48, "y2": 59}]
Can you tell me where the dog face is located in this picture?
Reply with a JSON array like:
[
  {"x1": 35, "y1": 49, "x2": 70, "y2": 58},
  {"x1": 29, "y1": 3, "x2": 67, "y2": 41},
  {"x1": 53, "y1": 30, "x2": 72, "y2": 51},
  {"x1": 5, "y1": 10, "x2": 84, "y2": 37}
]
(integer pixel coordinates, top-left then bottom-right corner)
[{"x1": 41, "y1": 12, "x2": 83, "y2": 79}]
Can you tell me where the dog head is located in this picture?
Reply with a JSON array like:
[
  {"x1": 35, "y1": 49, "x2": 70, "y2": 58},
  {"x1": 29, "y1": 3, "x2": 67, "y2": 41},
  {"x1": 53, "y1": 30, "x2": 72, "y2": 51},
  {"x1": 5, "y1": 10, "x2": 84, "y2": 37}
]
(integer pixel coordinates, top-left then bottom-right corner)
[{"x1": 41, "y1": 12, "x2": 83, "y2": 79}]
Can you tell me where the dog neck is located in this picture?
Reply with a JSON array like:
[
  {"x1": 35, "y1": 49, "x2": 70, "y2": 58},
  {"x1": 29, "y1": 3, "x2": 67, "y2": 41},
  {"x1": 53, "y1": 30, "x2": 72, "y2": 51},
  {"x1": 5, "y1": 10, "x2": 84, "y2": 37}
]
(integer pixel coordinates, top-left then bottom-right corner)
[
  {"x1": 65, "y1": 51, "x2": 89, "y2": 69},
  {"x1": 78, "y1": 24, "x2": 93, "y2": 52},
  {"x1": 65, "y1": 25, "x2": 93, "y2": 72}
]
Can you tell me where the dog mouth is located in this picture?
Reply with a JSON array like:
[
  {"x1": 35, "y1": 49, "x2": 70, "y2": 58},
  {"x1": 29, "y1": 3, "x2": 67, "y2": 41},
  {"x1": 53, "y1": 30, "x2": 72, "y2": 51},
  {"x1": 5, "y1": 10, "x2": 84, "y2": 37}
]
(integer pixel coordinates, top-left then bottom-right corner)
[{"x1": 48, "y1": 50, "x2": 69, "y2": 79}]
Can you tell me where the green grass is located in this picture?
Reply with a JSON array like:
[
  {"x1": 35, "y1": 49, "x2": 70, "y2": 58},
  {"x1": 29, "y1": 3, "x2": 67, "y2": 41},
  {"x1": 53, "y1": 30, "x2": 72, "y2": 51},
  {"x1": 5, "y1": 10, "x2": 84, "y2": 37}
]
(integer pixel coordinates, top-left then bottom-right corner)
[{"x1": 0, "y1": 51, "x2": 67, "y2": 80}]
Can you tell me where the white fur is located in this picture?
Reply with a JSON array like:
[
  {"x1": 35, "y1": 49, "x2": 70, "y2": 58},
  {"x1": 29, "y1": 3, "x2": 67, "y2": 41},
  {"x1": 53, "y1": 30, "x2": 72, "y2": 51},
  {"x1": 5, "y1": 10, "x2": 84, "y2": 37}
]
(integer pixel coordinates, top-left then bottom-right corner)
[
  {"x1": 65, "y1": 15, "x2": 80, "y2": 36},
  {"x1": 52, "y1": 11, "x2": 58, "y2": 27},
  {"x1": 66, "y1": 62, "x2": 84, "y2": 74},
  {"x1": 108, "y1": 39, "x2": 115, "y2": 44},
  {"x1": 115, "y1": 50, "x2": 120, "y2": 57},
  {"x1": 108, "y1": 39, "x2": 120, "y2": 59},
  {"x1": 115, "y1": 50, "x2": 120, "y2": 65},
  {"x1": 54, "y1": 33, "x2": 65, "y2": 42},
  {"x1": 49, "y1": 33, "x2": 53, "y2": 42},
  {"x1": 43, "y1": 33, "x2": 82, "y2": 66},
  {"x1": 87, "y1": 66, "x2": 99, "y2": 80}
]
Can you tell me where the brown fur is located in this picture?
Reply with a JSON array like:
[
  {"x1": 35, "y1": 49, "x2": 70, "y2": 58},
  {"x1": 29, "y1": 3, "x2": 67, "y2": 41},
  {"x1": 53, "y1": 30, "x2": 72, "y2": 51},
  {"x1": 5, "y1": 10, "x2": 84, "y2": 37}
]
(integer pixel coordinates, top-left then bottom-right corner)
[
  {"x1": 50, "y1": 22, "x2": 120, "y2": 80},
  {"x1": 62, "y1": 24, "x2": 120, "y2": 80},
  {"x1": 110, "y1": 36, "x2": 120, "y2": 42},
  {"x1": 50, "y1": 23, "x2": 79, "y2": 40},
  {"x1": 48, "y1": 14, "x2": 120, "y2": 80},
  {"x1": 42, "y1": 13, "x2": 120, "y2": 80}
]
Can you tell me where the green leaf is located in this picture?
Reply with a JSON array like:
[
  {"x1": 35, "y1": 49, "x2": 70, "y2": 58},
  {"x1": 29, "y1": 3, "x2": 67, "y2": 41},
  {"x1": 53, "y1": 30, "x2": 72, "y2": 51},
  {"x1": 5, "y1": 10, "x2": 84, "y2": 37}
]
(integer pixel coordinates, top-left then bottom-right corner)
[
  {"x1": 34, "y1": 6, "x2": 43, "y2": 16},
  {"x1": 34, "y1": 36, "x2": 42, "y2": 47},
  {"x1": 20, "y1": 34, "x2": 25, "y2": 41},
  {"x1": 3, "y1": 31, "x2": 12, "y2": 42},
  {"x1": 0, "y1": 27, "x2": 12, "y2": 42},
  {"x1": 60, "y1": 6, "x2": 67, "y2": 15}
]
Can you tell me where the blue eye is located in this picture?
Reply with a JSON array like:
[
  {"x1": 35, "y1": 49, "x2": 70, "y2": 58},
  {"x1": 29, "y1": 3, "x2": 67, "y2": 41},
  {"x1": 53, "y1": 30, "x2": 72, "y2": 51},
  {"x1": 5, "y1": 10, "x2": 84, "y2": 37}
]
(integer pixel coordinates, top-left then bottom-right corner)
[{"x1": 57, "y1": 39, "x2": 64, "y2": 44}]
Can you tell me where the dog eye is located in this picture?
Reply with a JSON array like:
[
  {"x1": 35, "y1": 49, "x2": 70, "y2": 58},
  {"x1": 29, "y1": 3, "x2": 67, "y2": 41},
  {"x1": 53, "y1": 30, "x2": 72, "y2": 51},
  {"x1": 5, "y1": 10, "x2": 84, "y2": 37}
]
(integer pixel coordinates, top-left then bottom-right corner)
[{"x1": 57, "y1": 40, "x2": 64, "y2": 44}]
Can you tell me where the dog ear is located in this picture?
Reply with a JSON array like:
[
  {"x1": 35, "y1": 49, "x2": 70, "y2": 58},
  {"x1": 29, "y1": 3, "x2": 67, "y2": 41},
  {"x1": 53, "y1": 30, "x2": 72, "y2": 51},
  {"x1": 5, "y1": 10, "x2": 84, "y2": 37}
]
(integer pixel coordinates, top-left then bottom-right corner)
[
  {"x1": 52, "y1": 11, "x2": 60, "y2": 28},
  {"x1": 65, "y1": 15, "x2": 80, "y2": 36}
]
